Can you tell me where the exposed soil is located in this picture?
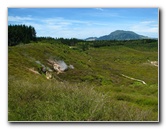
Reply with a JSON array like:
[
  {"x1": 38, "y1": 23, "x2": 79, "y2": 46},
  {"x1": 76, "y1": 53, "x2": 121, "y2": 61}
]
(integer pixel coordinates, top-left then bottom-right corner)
[{"x1": 121, "y1": 74, "x2": 147, "y2": 85}]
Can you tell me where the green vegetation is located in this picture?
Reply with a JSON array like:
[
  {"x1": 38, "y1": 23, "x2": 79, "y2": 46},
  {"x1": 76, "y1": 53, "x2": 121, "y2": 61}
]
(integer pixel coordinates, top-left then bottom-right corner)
[
  {"x1": 8, "y1": 39, "x2": 158, "y2": 121},
  {"x1": 97, "y1": 30, "x2": 149, "y2": 40},
  {"x1": 8, "y1": 24, "x2": 36, "y2": 46}
]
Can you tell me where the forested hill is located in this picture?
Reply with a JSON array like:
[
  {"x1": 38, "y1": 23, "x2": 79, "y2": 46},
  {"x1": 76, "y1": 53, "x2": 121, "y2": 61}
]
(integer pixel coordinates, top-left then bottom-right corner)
[{"x1": 86, "y1": 30, "x2": 149, "y2": 41}]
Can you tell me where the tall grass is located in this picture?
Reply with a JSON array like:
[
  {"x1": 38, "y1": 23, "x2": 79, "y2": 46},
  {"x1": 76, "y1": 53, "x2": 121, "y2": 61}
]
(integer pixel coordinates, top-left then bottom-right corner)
[{"x1": 8, "y1": 77, "x2": 157, "y2": 121}]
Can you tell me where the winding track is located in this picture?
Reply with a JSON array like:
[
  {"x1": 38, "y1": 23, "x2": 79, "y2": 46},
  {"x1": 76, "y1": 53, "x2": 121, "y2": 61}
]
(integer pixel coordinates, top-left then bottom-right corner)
[{"x1": 121, "y1": 74, "x2": 147, "y2": 85}]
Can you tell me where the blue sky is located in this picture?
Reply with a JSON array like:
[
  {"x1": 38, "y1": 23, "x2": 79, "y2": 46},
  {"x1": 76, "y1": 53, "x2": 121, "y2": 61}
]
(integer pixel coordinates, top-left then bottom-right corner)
[{"x1": 8, "y1": 8, "x2": 158, "y2": 39}]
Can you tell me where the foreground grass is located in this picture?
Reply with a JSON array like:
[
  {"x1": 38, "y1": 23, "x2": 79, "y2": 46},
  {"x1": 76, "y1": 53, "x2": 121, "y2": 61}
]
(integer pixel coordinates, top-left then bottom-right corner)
[
  {"x1": 8, "y1": 41, "x2": 158, "y2": 121},
  {"x1": 8, "y1": 76, "x2": 157, "y2": 121}
]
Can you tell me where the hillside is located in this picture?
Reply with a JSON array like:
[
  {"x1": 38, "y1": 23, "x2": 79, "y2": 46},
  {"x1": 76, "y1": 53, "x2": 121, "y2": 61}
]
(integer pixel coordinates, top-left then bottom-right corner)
[
  {"x1": 86, "y1": 30, "x2": 149, "y2": 41},
  {"x1": 8, "y1": 40, "x2": 158, "y2": 121}
]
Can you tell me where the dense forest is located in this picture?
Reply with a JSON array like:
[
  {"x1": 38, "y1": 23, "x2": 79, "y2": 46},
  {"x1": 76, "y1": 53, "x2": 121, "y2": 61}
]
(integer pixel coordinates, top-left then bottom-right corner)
[{"x1": 8, "y1": 24, "x2": 36, "y2": 46}]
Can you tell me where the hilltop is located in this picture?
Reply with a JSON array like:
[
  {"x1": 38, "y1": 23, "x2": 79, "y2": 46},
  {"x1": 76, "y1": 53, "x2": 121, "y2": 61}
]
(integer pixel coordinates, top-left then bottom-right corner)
[{"x1": 85, "y1": 30, "x2": 149, "y2": 41}]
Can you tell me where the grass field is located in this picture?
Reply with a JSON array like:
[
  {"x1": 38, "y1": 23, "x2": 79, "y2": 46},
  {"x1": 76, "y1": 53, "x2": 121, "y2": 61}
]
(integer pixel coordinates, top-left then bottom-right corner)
[{"x1": 8, "y1": 40, "x2": 158, "y2": 121}]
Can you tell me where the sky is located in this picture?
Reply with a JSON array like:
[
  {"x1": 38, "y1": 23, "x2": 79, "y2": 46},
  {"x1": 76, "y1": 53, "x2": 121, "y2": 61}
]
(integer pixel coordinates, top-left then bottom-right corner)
[{"x1": 8, "y1": 8, "x2": 159, "y2": 39}]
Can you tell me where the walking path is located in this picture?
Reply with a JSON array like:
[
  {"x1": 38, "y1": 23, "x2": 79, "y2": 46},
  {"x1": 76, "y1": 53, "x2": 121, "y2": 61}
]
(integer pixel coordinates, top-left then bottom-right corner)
[{"x1": 121, "y1": 74, "x2": 147, "y2": 85}]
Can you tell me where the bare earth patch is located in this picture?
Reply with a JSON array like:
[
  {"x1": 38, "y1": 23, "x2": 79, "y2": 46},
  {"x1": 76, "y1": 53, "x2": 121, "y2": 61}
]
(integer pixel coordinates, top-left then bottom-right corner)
[{"x1": 150, "y1": 61, "x2": 158, "y2": 67}]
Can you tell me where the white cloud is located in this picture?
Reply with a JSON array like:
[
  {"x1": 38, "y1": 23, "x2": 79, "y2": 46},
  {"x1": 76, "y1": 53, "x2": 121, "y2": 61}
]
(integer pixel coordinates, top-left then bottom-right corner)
[
  {"x1": 8, "y1": 16, "x2": 33, "y2": 22},
  {"x1": 129, "y1": 20, "x2": 158, "y2": 37},
  {"x1": 95, "y1": 8, "x2": 104, "y2": 11},
  {"x1": 8, "y1": 15, "x2": 158, "y2": 39},
  {"x1": 140, "y1": 20, "x2": 155, "y2": 24},
  {"x1": 34, "y1": 17, "x2": 110, "y2": 38}
]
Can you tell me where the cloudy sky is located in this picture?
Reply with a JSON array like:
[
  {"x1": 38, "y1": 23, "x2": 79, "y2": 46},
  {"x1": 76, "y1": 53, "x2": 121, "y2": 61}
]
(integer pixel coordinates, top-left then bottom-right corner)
[{"x1": 8, "y1": 8, "x2": 158, "y2": 39}]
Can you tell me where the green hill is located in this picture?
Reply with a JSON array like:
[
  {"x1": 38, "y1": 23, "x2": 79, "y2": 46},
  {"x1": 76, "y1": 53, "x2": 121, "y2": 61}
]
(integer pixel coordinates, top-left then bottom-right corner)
[
  {"x1": 8, "y1": 40, "x2": 158, "y2": 121},
  {"x1": 86, "y1": 30, "x2": 149, "y2": 40}
]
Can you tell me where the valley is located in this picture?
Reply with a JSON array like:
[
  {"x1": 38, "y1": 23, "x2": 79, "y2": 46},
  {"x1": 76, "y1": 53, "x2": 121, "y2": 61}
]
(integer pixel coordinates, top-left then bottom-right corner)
[{"x1": 8, "y1": 39, "x2": 158, "y2": 121}]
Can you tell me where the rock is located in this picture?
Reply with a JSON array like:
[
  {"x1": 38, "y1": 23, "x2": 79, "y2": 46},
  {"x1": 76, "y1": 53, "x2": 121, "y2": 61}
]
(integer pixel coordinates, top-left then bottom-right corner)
[{"x1": 68, "y1": 64, "x2": 74, "y2": 69}]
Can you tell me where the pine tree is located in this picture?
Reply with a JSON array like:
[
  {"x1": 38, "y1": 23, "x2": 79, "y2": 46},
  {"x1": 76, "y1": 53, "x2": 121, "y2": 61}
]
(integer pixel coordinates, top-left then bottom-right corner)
[{"x1": 8, "y1": 24, "x2": 37, "y2": 46}]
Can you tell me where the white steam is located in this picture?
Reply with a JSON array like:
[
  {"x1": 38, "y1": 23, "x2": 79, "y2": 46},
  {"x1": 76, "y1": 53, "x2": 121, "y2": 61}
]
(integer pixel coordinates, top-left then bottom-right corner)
[{"x1": 57, "y1": 60, "x2": 68, "y2": 71}]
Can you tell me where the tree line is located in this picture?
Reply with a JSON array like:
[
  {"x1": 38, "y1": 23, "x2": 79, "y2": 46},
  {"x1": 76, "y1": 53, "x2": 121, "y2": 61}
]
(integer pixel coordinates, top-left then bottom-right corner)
[
  {"x1": 8, "y1": 24, "x2": 36, "y2": 46},
  {"x1": 8, "y1": 24, "x2": 84, "y2": 46},
  {"x1": 8, "y1": 24, "x2": 157, "y2": 51}
]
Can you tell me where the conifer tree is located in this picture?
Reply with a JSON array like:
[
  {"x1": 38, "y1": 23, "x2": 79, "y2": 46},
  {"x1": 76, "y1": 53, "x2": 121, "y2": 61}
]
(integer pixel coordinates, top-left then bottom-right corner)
[{"x1": 8, "y1": 24, "x2": 36, "y2": 46}]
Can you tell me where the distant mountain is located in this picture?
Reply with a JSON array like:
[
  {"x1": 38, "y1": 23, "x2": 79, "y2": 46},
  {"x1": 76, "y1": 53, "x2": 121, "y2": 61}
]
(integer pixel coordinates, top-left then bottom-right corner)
[
  {"x1": 85, "y1": 30, "x2": 149, "y2": 41},
  {"x1": 85, "y1": 37, "x2": 98, "y2": 41}
]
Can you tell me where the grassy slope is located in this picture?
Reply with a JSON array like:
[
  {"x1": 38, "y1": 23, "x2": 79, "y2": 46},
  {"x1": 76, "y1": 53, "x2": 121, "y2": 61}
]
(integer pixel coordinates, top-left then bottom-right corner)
[{"x1": 8, "y1": 41, "x2": 158, "y2": 121}]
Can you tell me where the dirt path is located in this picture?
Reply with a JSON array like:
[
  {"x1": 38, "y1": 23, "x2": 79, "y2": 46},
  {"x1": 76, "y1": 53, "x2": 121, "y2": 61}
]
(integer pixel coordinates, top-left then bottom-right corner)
[
  {"x1": 25, "y1": 67, "x2": 40, "y2": 75},
  {"x1": 147, "y1": 60, "x2": 158, "y2": 67},
  {"x1": 121, "y1": 74, "x2": 147, "y2": 85},
  {"x1": 150, "y1": 61, "x2": 158, "y2": 67}
]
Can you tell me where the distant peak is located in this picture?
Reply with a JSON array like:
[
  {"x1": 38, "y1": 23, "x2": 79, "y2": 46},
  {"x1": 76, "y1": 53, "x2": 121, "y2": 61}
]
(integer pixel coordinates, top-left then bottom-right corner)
[
  {"x1": 111, "y1": 30, "x2": 135, "y2": 33},
  {"x1": 86, "y1": 30, "x2": 149, "y2": 41},
  {"x1": 97, "y1": 30, "x2": 149, "y2": 40}
]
